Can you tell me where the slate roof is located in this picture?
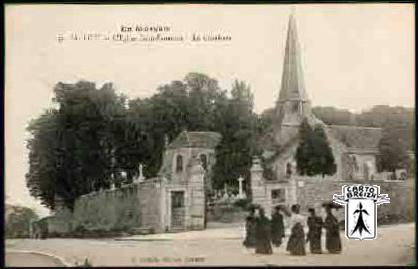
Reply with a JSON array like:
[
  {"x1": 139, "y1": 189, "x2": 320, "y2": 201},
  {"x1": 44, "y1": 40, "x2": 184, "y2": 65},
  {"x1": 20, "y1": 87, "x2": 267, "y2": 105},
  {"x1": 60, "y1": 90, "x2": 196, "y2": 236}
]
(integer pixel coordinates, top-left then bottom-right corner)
[
  {"x1": 167, "y1": 131, "x2": 222, "y2": 149},
  {"x1": 327, "y1": 125, "x2": 382, "y2": 151}
]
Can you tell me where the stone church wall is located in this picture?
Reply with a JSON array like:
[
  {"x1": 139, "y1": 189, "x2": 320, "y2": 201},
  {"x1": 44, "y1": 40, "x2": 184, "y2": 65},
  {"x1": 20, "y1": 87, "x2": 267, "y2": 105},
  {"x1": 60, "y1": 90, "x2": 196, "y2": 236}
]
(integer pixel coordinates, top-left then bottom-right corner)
[{"x1": 294, "y1": 177, "x2": 414, "y2": 224}]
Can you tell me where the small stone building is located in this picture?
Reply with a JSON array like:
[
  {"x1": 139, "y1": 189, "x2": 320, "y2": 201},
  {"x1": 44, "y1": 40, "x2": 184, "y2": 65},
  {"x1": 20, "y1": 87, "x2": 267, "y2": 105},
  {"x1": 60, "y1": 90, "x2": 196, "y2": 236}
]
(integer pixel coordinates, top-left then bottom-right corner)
[
  {"x1": 157, "y1": 131, "x2": 222, "y2": 231},
  {"x1": 158, "y1": 131, "x2": 222, "y2": 193}
]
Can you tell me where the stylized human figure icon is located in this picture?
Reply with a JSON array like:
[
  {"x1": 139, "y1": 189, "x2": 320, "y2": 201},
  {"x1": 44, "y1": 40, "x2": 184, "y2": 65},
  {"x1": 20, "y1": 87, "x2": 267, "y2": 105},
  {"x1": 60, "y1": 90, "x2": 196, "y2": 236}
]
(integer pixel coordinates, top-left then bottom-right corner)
[{"x1": 351, "y1": 202, "x2": 370, "y2": 236}]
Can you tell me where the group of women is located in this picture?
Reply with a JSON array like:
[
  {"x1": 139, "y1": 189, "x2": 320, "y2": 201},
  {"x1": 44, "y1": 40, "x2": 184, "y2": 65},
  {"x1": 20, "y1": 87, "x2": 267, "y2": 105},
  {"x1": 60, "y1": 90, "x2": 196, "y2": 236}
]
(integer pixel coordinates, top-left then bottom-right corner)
[{"x1": 243, "y1": 203, "x2": 342, "y2": 256}]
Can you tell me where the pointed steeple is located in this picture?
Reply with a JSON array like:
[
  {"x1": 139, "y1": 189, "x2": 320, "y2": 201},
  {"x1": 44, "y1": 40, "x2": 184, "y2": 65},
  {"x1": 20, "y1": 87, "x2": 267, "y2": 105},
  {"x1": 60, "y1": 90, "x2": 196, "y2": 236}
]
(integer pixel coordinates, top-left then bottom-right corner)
[
  {"x1": 273, "y1": 12, "x2": 319, "y2": 146},
  {"x1": 278, "y1": 13, "x2": 309, "y2": 103}
]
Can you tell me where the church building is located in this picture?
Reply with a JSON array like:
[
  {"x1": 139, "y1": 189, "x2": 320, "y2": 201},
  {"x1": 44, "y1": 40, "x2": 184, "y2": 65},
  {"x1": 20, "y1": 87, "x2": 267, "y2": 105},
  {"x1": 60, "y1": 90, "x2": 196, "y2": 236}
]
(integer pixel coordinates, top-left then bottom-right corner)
[{"x1": 251, "y1": 14, "x2": 383, "y2": 217}]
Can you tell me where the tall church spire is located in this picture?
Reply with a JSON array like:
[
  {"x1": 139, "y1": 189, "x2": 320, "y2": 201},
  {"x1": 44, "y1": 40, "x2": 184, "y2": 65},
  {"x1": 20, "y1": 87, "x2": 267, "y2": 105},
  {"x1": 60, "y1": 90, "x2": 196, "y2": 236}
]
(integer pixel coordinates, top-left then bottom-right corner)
[
  {"x1": 274, "y1": 12, "x2": 316, "y2": 146},
  {"x1": 278, "y1": 13, "x2": 309, "y2": 103}
]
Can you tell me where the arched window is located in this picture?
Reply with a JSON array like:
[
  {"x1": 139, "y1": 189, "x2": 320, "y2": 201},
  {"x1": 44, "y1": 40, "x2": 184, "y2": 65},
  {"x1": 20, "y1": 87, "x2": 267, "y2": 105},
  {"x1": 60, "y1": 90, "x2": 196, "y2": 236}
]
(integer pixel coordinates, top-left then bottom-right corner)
[
  {"x1": 176, "y1": 154, "x2": 183, "y2": 173},
  {"x1": 200, "y1": 154, "x2": 208, "y2": 171}
]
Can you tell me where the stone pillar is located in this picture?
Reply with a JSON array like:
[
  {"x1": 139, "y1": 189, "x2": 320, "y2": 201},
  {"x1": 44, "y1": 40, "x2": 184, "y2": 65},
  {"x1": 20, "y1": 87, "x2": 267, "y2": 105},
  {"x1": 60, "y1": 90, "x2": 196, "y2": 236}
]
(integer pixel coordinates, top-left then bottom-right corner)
[
  {"x1": 159, "y1": 179, "x2": 168, "y2": 233},
  {"x1": 250, "y1": 157, "x2": 268, "y2": 214},
  {"x1": 290, "y1": 177, "x2": 298, "y2": 206},
  {"x1": 188, "y1": 157, "x2": 206, "y2": 230}
]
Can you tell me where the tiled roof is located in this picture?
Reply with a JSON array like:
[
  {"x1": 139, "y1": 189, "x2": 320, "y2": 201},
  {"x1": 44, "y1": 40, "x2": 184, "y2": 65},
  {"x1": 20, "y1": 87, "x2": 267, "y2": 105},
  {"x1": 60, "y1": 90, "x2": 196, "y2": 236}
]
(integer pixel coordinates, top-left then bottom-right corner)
[{"x1": 167, "y1": 131, "x2": 222, "y2": 149}]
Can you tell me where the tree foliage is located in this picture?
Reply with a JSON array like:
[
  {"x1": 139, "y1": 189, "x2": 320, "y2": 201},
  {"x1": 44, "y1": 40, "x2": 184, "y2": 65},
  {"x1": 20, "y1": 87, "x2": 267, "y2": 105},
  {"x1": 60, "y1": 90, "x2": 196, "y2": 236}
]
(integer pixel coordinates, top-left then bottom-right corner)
[
  {"x1": 312, "y1": 105, "x2": 414, "y2": 151},
  {"x1": 26, "y1": 74, "x2": 257, "y2": 209},
  {"x1": 26, "y1": 81, "x2": 128, "y2": 209},
  {"x1": 312, "y1": 106, "x2": 354, "y2": 126},
  {"x1": 5, "y1": 204, "x2": 39, "y2": 238},
  {"x1": 377, "y1": 125, "x2": 411, "y2": 173},
  {"x1": 212, "y1": 80, "x2": 257, "y2": 191},
  {"x1": 26, "y1": 73, "x2": 414, "y2": 210},
  {"x1": 295, "y1": 119, "x2": 336, "y2": 177}
]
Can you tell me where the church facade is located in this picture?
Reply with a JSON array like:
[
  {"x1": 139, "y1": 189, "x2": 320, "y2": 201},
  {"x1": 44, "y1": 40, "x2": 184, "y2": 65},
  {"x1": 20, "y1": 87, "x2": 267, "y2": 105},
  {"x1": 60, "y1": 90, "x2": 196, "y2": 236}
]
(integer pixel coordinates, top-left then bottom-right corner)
[{"x1": 251, "y1": 14, "x2": 383, "y2": 217}]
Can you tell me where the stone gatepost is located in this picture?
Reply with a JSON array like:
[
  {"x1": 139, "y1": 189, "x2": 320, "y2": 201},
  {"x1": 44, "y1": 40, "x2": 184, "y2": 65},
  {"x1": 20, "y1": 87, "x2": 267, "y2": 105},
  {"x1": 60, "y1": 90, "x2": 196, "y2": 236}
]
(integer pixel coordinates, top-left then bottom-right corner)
[
  {"x1": 250, "y1": 157, "x2": 269, "y2": 215},
  {"x1": 188, "y1": 157, "x2": 206, "y2": 230}
]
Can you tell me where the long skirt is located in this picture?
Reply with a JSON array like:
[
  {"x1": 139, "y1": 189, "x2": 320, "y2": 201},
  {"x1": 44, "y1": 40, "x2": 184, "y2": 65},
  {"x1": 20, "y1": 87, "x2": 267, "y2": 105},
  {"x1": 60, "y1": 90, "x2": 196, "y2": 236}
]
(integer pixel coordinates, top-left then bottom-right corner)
[
  {"x1": 243, "y1": 229, "x2": 257, "y2": 248},
  {"x1": 326, "y1": 230, "x2": 342, "y2": 254},
  {"x1": 255, "y1": 238, "x2": 273, "y2": 254},
  {"x1": 286, "y1": 223, "x2": 306, "y2": 256},
  {"x1": 271, "y1": 234, "x2": 283, "y2": 247},
  {"x1": 309, "y1": 233, "x2": 322, "y2": 254}
]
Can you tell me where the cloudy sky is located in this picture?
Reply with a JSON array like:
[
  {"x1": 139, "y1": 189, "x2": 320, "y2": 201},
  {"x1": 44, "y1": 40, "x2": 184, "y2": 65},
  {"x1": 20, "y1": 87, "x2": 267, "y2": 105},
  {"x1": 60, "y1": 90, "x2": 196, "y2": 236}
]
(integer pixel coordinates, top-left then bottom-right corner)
[{"x1": 5, "y1": 4, "x2": 414, "y2": 216}]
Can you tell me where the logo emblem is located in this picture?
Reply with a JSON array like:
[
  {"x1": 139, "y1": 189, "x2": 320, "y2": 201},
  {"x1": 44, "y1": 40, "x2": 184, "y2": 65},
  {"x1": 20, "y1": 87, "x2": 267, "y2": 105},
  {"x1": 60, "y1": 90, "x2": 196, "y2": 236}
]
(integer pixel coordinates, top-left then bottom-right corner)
[{"x1": 333, "y1": 184, "x2": 390, "y2": 240}]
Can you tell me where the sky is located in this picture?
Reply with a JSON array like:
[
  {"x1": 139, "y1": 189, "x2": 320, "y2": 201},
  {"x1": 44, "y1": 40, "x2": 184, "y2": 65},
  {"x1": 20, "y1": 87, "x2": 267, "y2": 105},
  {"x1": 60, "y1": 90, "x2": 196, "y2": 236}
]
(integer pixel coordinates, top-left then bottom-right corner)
[{"x1": 5, "y1": 4, "x2": 415, "y2": 216}]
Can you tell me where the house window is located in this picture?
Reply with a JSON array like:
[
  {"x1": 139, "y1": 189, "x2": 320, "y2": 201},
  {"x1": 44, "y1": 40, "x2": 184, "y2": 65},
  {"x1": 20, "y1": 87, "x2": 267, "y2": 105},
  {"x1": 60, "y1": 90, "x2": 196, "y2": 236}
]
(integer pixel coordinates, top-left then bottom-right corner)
[
  {"x1": 200, "y1": 154, "x2": 208, "y2": 171},
  {"x1": 271, "y1": 189, "x2": 286, "y2": 204},
  {"x1": 176, "y1": 154, "x2": 183, "y2": 173}
]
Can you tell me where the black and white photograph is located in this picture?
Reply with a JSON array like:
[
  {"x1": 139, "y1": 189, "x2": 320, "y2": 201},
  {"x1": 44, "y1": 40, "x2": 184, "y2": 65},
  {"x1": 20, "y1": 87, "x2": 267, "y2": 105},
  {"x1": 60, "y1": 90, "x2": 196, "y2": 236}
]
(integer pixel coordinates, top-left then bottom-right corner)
[{"x1": 4, "y1": 3, "x2": 415, "y2": 267}]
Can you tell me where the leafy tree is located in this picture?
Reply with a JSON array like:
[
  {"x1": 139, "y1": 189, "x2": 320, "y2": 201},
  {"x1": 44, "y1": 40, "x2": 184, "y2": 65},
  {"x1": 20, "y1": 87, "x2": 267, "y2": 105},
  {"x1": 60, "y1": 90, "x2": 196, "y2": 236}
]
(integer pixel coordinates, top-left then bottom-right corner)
[
  {"x1": 311, "y1": 125, "x2": 337, "y2": 176},
  {"x1": 355, "y1": 105, "x2": 413, "y2": 128},
  {"x1": 312, "y1": 106, "x2": 355, "y2": 126},
  {"x1": 295, "y1": 119, "x2": 336, "y2": 177},
  {"x1": 26, "y1": 110, "x2": 61, "y2": 209},
  {"x1": 126, "y1": 73, "x2": 227, "y2": 178},
  {"x1": 377, "y1": 125, "x2": 411, "y2": 173},
  {"x1": 5, "y1": 205, "x2": 39, "y2": 238},
  {"x1": 312, "y1": 105, "x2": 414, "y2": 152},
  {"x1": 125, "y1": 74, "x2": 258, "y2": 193},
  {"x1": 26, "y1": 81, "x2": 128, "y2": 210},
  {"x1": 295, "y1": 119, "x2": 314, "y2": 176},
  {"x1": 212, "y1": 80, "x2": 257, "y2": 191}
]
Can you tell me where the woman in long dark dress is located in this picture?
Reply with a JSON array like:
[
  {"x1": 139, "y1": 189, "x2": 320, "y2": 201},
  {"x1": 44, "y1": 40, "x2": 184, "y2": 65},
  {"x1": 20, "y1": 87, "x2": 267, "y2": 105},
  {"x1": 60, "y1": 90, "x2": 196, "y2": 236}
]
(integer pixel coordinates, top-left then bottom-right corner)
[
  {"x1": 323, "y1": 205, "x2": 342, "y2": 254},
  {"x1": 243, "y1": 206, "x2": 257, "y2": 248},
  {"x1": 271, "y1": 206, "x2": 285, "y2": 247},
  {"x1": 306, "y1": 208, "x2": 323, "y2": 254},
  {"x1": 286, "y1": 204, "x2": 306, "y2": 256},
  {"x1": 254, "y1": 208, "x2": 273, "y2": 255}
]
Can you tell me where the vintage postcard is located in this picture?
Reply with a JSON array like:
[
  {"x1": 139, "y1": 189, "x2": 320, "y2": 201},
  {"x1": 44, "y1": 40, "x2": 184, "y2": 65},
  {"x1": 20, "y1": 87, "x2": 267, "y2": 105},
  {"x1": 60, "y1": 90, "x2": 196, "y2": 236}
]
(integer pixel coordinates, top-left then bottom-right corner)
[{"x1": 4, "y1": 3, "x2": 415, "y2": 267}]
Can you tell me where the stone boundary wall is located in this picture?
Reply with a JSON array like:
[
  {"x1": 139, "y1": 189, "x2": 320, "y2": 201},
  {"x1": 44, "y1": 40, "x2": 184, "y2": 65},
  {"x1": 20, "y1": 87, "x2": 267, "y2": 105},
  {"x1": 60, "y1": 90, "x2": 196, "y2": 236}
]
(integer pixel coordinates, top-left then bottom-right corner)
[
  {"x1": 206, "y1": 202, "x2": 247, "y2": 223},
  {"x1": 75, "y1": 180, "x2": 163, "y2": 232},
  {"x1": 294, "y1": 177, "x2": 414, "y2": 224},
  {"x1": 48, "y1": 180, "x2": 163, "y2": 235}
]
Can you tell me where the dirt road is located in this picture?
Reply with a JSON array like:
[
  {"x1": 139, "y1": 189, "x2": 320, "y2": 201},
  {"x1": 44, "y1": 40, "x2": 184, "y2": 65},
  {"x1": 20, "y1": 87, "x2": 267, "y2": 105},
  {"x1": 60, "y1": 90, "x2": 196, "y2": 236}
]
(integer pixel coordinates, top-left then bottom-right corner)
[
  {"x1": 5, "y1": 251, "x2": 67, "y2": 267},
  {"x1": 5, "y1": 223, "x2": 415, "y2": 266}
]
